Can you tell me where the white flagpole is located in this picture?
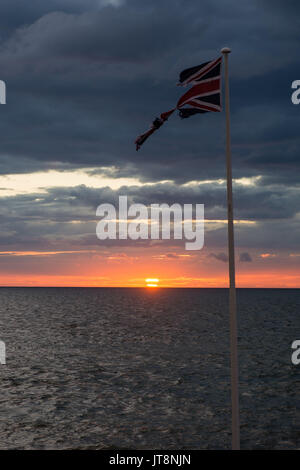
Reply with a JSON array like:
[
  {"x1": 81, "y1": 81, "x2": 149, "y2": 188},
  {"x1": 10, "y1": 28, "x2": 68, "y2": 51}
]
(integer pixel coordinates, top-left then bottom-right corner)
[{"x1": 221, "y1": 47, "x2": 240, "y2": 450}]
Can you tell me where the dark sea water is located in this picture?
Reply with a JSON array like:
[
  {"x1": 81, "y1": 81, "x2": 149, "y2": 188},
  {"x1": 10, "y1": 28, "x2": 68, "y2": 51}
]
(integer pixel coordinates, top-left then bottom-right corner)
[{"x1": 0, "y1": 287, "x2": 299, "y2": 450}]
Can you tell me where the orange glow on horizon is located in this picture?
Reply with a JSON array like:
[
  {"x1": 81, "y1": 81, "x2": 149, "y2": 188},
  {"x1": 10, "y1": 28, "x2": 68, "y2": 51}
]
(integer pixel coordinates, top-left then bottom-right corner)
[
  {"x1": 0, "y1": 270, "x2": 299, "y2": 288},
  {"x1": 0, "y1": 248, "x2": 299, "y2": 288}
]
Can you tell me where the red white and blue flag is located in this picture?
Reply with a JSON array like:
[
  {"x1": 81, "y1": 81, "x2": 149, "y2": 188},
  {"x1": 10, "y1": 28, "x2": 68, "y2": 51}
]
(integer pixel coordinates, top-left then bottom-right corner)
[{"x1": 135, "y1": 56, "x2": 222, "y2": 150}]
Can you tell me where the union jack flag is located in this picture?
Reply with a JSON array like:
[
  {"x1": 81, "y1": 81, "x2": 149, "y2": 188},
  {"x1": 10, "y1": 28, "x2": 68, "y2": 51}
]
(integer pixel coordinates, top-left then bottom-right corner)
[{"x1": 135, "y1": 56, "x2": 222, "y2": 150}]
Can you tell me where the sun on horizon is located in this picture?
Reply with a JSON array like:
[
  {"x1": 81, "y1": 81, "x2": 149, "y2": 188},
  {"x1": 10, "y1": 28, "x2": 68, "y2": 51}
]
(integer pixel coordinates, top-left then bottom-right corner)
[{"x1": 145, "y1": 278, "x2": 159, "y2": 288}]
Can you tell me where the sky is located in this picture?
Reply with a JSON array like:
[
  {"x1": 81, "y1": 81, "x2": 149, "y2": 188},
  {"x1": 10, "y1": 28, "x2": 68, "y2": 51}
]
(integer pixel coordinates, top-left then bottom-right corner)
[{"x1": 0, "y1": 0, "x2": 299, "y2": 287}]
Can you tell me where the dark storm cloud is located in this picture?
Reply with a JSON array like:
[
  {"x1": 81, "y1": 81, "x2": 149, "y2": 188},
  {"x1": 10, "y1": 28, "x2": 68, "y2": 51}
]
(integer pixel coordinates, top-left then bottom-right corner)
[
  {"x1": 1, "y1": 8, "x2": 186, "y2": 63},
  {"x1": 0, "y1": 0, "x2": 299, "y2": 183},
  {"x1": 0, "y1": 0, "x2": 299, "y2": 260},
  {"x1": 0, "y1": 1, "x2": 122, "y2": 31},
  {"x1": 259, "y1": 0, "x2": 300, "y2": 16}
]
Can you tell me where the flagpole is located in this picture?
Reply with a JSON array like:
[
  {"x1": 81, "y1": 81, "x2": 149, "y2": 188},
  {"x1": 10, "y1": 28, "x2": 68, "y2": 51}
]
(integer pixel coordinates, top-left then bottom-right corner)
[{"x1": 221, "y1": 47, "x2": 240, "y2": 450}]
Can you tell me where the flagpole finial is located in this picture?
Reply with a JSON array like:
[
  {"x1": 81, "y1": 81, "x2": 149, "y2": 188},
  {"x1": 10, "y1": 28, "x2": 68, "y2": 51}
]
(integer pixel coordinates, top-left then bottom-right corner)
[{"x1": 221, "y1": 47, "x2": 231, "y2": 54}]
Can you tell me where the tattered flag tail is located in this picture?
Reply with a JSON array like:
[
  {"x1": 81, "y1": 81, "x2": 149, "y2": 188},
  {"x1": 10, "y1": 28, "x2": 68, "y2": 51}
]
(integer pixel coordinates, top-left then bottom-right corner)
[
  {"x1": 135, "y1": 108, "x2": 175, "y2": 151},
  {"x1": 135, "y1": 56, "x2": 222, "y2": 150}
]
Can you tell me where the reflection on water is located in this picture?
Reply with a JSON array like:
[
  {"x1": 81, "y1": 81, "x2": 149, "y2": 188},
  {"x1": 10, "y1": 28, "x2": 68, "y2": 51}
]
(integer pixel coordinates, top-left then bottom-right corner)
[{"x1": 0, "y1": 287, "x2": 299, "y2": 449}]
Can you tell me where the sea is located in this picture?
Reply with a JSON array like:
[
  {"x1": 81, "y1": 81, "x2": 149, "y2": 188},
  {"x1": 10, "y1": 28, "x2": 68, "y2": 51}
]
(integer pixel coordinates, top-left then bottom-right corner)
[{"x1": 0, "y1": 287, "x2": 299, "y2": 450}]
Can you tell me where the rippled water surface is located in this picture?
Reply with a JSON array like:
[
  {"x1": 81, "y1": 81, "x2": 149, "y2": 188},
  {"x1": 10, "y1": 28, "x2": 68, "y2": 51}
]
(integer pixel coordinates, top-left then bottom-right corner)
[{"x1": 0, "y1": 287, "x2": 299, "y2": 449}]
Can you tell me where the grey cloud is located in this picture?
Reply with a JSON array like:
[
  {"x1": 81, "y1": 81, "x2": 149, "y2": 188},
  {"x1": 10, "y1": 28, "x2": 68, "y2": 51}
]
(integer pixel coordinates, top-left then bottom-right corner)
[
  {"x1": 0, "y1": 0, "x2": 298, "y2": 187},
  {"x1": 239, "y1": 252, "x2": 252, "y2": 262},
  {"x1": 1, "y1": 177, "x2": 300, "y2": 225},
  {"x1": 1, "y1": 181, "x2": 300, "y2": 253},
  {"x1": 0, "y1": 5, "x2": 192, "y2": 66},
  {"x1": 209, "y1": 252, "x2": 228, "y2": 263},
  {"x1": 0, "y1": 0, "x2": 299, "y2": 261}
]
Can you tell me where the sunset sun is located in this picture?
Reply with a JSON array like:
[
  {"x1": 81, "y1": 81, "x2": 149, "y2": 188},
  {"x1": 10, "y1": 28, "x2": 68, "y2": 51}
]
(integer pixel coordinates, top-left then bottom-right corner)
[{"x1": 145, "y1": 278, "x2": 159, "y2": 288}]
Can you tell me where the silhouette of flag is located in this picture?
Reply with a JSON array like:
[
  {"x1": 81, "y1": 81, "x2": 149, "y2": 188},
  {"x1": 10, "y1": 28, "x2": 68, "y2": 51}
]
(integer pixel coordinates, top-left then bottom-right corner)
[{"x1": 135, "y1": 56, "x2": 222, "y2": 150}]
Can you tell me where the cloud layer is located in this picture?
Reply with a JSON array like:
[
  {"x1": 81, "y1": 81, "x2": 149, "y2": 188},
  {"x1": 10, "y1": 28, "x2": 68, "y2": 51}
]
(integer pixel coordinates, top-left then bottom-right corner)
[{"x1": 0, "y1": 1, "x2": 299, "y2": 286}]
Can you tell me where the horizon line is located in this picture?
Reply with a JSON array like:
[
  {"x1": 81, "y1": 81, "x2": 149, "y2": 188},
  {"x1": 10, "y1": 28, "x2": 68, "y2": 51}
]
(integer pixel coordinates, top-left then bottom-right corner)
[{"x1": 0, "y1": 286, "x2": 299, "y2": 289}]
